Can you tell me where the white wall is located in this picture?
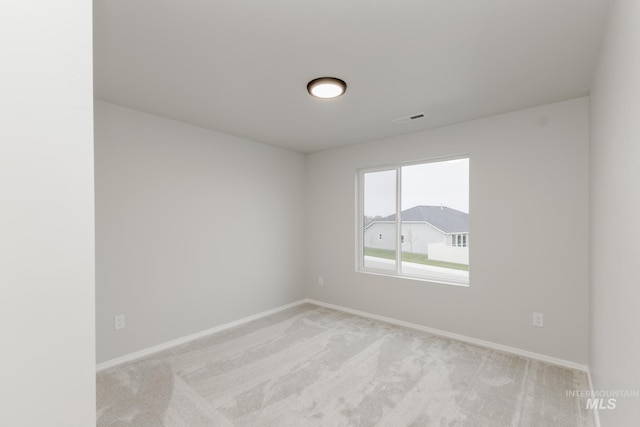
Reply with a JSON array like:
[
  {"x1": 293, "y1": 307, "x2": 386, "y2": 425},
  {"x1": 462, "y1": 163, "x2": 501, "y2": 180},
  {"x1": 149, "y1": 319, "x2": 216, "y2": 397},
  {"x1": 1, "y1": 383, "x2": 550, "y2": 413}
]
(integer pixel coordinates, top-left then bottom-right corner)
[
  {"x1": 95, "y1": 102, "x2": 306, "y2": 363},
  {"x1": 364, "y1": 223, "x2": 397, "y2": 251},
  {"x1": 403, "y1": 223, "x2": 448, "y2": 256},
  {"x1": 590, "y1": 0, "x2": 640, "y2": 425},
  {"x1": 428, "y1": 243, "x2": 469, "y2": 265},
  {"x1": 307, "y1": 98, "x2": 590, "y2": 364},
  {"x1": 364, "y1": 223, "x2": 454, "y2": 257},
  {"x1": 0, "y1": 2, "x2": 95, "y2": 426}
]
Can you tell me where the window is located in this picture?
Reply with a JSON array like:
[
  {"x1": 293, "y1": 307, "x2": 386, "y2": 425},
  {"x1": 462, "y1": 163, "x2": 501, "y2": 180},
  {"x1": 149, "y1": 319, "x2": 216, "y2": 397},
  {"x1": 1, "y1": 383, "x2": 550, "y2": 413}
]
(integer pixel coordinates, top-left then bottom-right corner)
[
  {"x1": 359, "y1": 157, "x2": 469, "y2": 285},
  {"x1": 452, "y1": 234, "x2": 468, "y2": 247}
]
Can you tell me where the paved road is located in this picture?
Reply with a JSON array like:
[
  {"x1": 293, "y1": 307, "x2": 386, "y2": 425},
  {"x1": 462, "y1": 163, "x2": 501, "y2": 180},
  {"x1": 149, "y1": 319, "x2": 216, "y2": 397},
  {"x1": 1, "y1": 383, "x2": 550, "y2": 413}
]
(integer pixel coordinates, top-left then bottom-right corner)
[{"x1": 364, "y1": 256, "x2": 469, "y2": 284}]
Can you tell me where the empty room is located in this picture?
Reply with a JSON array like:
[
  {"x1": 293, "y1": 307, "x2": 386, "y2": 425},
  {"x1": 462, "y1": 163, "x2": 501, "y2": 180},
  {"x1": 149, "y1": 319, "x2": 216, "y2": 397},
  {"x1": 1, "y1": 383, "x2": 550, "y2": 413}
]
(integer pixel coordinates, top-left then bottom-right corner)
[{"x1": 3, "y1": 1, "x2": 639, "y2": 426}]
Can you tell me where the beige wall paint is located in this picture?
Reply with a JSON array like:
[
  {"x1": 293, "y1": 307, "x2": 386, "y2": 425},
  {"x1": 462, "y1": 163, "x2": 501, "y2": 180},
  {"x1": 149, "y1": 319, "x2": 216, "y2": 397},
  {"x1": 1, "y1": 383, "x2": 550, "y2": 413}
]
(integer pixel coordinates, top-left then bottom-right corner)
[
  {"x1": 590, "y1": 0, "x2": 640, "y2": 425},
  {"x1": 95, "y1": 101, "x2": 306, "y2": 363},
  {"x1": 307, "y1": 98, "x2": 590, "y2": 364},
  {"x1": 0, "y1": 1, "x2": 96, "y2": 425}
]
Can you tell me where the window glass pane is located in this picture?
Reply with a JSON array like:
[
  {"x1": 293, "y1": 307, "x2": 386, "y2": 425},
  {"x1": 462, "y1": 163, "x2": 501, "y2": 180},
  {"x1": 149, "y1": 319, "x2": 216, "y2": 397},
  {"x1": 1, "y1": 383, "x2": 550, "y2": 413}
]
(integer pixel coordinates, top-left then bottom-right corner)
[
  {"x1": 363, "y1": 170, "x2": 397, "y2": 271},
  {"x1": 400, "y1": 159, "x2": 469, "y2": 282}
]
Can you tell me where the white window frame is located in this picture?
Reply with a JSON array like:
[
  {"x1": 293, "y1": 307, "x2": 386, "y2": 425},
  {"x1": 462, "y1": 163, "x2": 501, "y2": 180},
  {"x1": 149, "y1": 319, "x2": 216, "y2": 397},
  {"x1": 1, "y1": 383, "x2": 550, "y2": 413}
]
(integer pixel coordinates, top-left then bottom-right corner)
[
  {"x1": 356, "y1": 155, "x2": 470, "y2": 286},
  {"x1": 451, "y1": 233, "x2": 468, "y2": 247}
]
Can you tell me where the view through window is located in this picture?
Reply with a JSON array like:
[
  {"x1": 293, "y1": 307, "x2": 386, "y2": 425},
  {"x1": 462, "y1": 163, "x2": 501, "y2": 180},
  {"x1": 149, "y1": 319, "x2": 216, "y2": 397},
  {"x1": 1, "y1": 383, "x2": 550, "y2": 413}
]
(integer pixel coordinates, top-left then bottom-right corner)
[{"x1": 360, "y1": 157, "x2": 469, "y2": 285}]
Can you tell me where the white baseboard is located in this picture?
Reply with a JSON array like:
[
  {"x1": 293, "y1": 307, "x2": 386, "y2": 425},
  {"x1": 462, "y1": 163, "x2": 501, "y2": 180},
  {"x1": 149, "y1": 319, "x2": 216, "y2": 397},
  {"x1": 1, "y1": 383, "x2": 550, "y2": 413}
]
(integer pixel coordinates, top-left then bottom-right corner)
[
  {"x1": 97, "y1": 297, "x2": 588, "y2": 374},
  {"x1": 306, "y1": 298, "x2": 589, "y2": 372},
  {"x1": 587, "y1": 367, "x2": 601, "y2": 427},
  {"x1": 96, "y1": 299, "x2": 308, "y2": 372},
  {"x1": 96, "y1": 297, "x2": 598, "y2": 425}
]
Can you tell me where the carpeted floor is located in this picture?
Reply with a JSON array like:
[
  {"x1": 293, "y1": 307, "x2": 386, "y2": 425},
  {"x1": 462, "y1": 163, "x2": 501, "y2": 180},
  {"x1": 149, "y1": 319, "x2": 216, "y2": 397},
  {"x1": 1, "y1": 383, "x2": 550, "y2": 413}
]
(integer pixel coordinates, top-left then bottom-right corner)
[{"x1": 97, "y1": 304, "x2": 595, "y2": 426}]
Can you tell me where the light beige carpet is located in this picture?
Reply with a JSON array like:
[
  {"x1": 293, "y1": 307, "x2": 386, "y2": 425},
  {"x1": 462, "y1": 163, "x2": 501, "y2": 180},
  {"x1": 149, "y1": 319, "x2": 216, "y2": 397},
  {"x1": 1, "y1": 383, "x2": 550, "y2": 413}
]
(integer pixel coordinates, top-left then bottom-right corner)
[{"x1": 97, "y1": 304, "x2": 595, "y2": 426}]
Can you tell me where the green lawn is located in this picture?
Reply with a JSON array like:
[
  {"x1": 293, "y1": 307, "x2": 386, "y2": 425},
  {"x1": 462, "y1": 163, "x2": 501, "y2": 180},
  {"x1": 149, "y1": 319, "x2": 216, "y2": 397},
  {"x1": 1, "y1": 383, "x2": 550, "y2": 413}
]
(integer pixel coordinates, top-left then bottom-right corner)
[{"x1": 364, "y1": 247, "x2": 469, "y2": 271}]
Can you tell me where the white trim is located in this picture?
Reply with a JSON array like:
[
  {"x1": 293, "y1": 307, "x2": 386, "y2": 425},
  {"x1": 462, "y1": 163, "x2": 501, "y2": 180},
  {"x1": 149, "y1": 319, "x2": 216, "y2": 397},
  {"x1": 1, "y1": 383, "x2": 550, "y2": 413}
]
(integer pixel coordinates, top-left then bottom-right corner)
[
  {"x1": 306, "y1": 299, "x2": 588, "y2": 372},
  {"x1": 357, "y1": 156, "x2": 471, "y2": 287},
  {"x1": 587, "y1": 367, "x2": 601, "y2": 427},
  {"x1": 357, "y1": 153, "x2": 471, "y2": 175},
  {"x1": 395, "y1": 165, "x2": 402, "y2": 274},
  {"x1": 356, "y1": 269, "x2": 469, "y2": 288},
  {"x1": 96, "y1": 297, "x2": 589, "y2": 375},
  {"x1": 96, "y1": 299, "x2": 307, "y2": 372}
]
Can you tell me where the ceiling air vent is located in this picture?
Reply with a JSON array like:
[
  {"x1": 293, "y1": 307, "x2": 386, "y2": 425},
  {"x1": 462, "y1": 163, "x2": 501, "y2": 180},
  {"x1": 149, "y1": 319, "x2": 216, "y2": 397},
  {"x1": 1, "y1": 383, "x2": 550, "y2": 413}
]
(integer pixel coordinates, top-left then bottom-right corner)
[{"x1": 392, "y1": 112, "x2": 427, "y2": 124}]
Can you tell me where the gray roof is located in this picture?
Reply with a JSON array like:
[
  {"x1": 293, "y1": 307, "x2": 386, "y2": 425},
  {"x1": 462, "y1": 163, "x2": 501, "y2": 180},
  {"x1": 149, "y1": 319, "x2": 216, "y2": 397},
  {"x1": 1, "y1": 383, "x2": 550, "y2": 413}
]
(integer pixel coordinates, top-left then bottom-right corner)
[{"x1": 370, "y1": 205, "x2": 468, "y2": 234}]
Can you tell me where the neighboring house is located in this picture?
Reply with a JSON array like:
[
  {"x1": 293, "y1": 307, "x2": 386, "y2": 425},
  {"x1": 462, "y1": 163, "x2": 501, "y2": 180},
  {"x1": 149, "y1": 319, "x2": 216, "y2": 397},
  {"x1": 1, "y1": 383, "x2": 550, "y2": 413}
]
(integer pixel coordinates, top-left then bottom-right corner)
[{"x1": 364, "y1": 205, "x2": 469, "y2": 263}]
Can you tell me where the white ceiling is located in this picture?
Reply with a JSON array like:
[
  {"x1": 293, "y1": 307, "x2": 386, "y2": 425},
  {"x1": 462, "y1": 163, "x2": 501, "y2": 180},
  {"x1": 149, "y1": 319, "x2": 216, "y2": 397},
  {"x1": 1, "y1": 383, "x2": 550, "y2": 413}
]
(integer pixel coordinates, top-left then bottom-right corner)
[{"x1": 94, "y1": 0, "x2": 609, "y2": 153}]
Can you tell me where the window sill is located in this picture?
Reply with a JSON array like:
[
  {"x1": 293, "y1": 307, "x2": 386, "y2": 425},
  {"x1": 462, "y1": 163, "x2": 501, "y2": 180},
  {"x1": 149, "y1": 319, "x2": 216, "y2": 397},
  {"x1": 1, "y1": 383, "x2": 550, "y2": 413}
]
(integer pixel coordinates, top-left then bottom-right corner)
[{"x1": 356, "y1": 268, "x2": 470, "y2": 287}]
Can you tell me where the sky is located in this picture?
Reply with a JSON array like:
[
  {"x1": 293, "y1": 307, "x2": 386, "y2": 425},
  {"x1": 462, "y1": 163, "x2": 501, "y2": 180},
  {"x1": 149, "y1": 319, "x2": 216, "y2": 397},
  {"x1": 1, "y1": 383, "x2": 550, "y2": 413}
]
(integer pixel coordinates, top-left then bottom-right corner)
[{"x1": 363, "y1": 158, "x2": 469, "y2": 217}]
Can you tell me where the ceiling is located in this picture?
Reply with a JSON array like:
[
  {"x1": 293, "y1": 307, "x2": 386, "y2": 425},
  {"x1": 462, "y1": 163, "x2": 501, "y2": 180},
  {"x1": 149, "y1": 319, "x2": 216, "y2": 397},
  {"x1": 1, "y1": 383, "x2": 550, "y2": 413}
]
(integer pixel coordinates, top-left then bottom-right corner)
[{"x1": 94, "y1": 0, "x2": 609, "y2": 153}]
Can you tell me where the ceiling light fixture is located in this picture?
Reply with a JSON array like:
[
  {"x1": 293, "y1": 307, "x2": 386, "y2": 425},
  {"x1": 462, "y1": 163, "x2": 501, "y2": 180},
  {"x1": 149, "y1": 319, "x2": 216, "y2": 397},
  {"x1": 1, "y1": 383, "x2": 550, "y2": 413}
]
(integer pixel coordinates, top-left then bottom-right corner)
[{"x1": 307, "y1": 77, "x2": 347, "y2": 99}]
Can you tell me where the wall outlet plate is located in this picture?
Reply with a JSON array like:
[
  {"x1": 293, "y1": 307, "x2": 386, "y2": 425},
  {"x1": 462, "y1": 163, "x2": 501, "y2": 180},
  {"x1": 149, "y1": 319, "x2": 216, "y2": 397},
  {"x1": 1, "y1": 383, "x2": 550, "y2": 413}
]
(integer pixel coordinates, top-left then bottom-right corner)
[
  {"x1": 532, "y1": 312, "x2": 544, "y2": 327},
  {"x1": 114, "y1": 314, "x2": 126, "y2": 330}
]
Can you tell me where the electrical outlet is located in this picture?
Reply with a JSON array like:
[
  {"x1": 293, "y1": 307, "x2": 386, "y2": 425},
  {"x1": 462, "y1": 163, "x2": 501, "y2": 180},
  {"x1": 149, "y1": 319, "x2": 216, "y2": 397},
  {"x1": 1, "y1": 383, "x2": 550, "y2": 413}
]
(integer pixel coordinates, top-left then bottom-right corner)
[
  {"x1": 532, "y1": 312, "x2": 544, "y2": 327},
  {"x1": 114, "y1": 314, "x2": 126, "y2": 330},
  {"x1": 318, "y1": 276, "x2": 325, "y2": 285}
]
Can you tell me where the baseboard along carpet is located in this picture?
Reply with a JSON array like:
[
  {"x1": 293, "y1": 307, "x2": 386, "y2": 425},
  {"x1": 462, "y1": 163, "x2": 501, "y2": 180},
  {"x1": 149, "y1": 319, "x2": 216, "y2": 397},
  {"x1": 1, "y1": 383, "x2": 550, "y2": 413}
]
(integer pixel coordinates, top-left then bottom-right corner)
[{"x1": 97, "y1": 303, "x2": 595, "y2": 426}]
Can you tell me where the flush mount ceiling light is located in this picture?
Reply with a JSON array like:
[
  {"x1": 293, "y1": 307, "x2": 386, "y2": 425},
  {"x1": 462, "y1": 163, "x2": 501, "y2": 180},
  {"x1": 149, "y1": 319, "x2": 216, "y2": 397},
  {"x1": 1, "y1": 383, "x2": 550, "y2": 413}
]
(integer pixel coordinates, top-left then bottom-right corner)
[{"x1": 307, "y1": 77, "x2": 347, "y2": 99}]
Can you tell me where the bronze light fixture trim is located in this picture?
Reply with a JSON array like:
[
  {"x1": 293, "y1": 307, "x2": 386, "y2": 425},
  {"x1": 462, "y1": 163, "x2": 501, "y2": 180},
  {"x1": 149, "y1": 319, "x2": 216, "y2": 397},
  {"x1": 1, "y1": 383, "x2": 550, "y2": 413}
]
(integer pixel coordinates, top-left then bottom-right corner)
[{"x1": 307, "y1": 77, "x2": 347, "y2": 99}]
